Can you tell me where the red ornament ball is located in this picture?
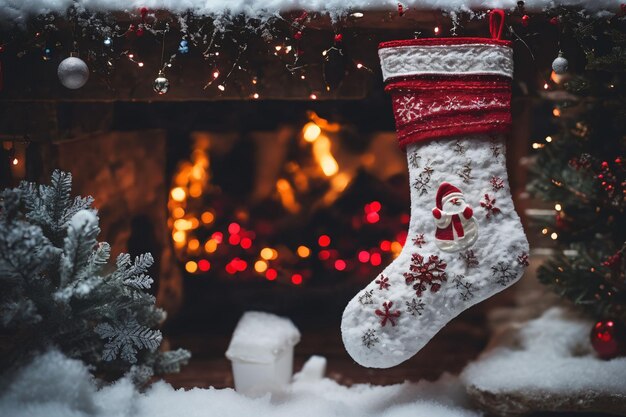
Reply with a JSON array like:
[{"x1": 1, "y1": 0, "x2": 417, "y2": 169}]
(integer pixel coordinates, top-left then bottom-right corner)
[
  {"x1": 521, "y1": 15, "x2": 530, "y2": 27},
  {"x1": 549, "y1": 16, "x2": 559, "y2": 25},
  {"x1": 334, "y1": 33, "x2": 343, "y2": 43},
  {"x1": 294, "y1": 31, "x2": 303, "y2": 40},
  {"x1": 590, "y1": 319, "x2": 626, "y2": 359}
]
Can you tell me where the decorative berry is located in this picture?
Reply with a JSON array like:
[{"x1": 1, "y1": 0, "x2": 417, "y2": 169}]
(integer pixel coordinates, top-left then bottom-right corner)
[
  {"x1": 294, "y1": 31, "x2": 303, "y2": 40},
  {"x1": 549, "y1": 16, "x2": 559, "y2": 25},
  {"x1": 334, "y1": 33, "x2": 343, "y2": 43},
  {"x1": 521, "y1": 15, "x2": 530, "y2": 27}
]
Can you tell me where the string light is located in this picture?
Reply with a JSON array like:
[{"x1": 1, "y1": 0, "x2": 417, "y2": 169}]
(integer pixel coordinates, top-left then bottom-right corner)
[
  {"x1": 303, "y1": 122, "x2": 321, "y2": 142},
  {"x1": 291, "y1": 274, "x2": 303, "y2": 285},
  {"x1": 297, "y1": 246, "x2": 310, "y2": 258},
  {"x1": 550, "y1": 232, "x2": 558, "y2": 240},
  {"x1": 185, "y1": 261, "x2": 198, "y2": 273},
  {"x1": 12, "y1": 158, "x2": 18, "y2": 166},
  {"x1": 217, "y1": 84, "x2": 225, "y2": 91},
  {"x1": 552, "y1": 108, "x2": 561, "y2": 117},
  {"x1": 434, "y1": 26, "x2": 440, "y2": 35},
  {"x1": 309, "y1": 93, "x2": 317, "y2": 100},
  {"x1": 255, "y1": 260, "x2": 268, "y2": 273},
  {"x1": 543, "y1": 83, "x2": 549, "y2": 90},
  {"x1": 545, "y1": 136, "x2": 553, "y2": 143},
  {"x1": 554, "y1": 203, "x2": 562, "y2": 211}
]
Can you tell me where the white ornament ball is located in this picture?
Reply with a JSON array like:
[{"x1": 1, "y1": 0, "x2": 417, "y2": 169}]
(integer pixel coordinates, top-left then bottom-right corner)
[
  {"x1": 57, "y1": 56, "x2": 89, "y2": 89},
  {"x1": 552, "y1": 55, "x2": 568, "y2": 75},
  {"x1": 153, "y1": 73, "x2": 170, "y2": 95}
]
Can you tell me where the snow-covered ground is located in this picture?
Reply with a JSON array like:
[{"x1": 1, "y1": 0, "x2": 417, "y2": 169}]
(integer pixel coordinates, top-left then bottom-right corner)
[
  {"x1": 0, "y1": 0, "x2": 621, "y2": 22},
  {"x1": 0, "y1": 351, "x2": 480, "y2": 417}
]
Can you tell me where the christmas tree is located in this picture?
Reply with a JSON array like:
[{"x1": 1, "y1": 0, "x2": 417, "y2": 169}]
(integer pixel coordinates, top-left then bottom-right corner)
[
  {"x1": 530, "y1": 9, "x2": 626, "y2": 337},
  {"x1": 0, "y1": 170, "x2": 190, "y2": 384}
]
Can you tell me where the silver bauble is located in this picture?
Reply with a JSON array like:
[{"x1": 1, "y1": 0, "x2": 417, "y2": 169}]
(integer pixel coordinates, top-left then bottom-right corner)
[
  {"x1": 552, "y1": 54, "x2": 568, "y2": 75},
  {"x1": 58, "y1": 56, "x2": 89, "y2": 89},
  {"x1": 153, "y1": 72, "x2": 170, "y2": 95}
]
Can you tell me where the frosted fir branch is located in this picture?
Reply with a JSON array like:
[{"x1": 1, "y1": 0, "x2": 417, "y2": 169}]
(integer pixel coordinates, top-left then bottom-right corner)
[
  {"x1": 59, "y1": 210, "x2": 100, "y2": 288},
  {"x1": 0, "y1": 221, "x2": 56, "y2": 283},
  {"x1": 154, "y1": 349, "x2": 191, "y2": 374},
  {"x1": 96, "y1": 319, "x2": 162, "y2": 364}
]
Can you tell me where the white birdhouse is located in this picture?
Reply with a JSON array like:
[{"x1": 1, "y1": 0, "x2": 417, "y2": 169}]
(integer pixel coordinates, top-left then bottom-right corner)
[{"x1": 226, "y1": 311, "x2": 301, "y2": 396}]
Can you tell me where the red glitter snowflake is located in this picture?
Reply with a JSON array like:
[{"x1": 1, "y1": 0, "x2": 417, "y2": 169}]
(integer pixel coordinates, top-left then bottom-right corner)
[
  {"x1": 375, "y1": 301, "x2": 401, "y2": 327},
  {"x1": 412, "y1": 233, "x2": 426, "y2": 248},
  {"x1": 403, "y1": 253, "x2": 448, "y2": 297},
  {"x1": 490, "y1": 176, "x2": 504, "y2": 192},
  {"x1": 480, "y1": 194, "x2": 502, "y2": 219},
  {"x1": 375, "y1": 275, "x2": 390, "y2": 290}
]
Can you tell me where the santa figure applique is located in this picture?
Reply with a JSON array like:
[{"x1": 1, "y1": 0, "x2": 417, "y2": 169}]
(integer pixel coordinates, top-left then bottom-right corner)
[{"x1": 432, "y1": 182, "x2": 478, "y2": 252}]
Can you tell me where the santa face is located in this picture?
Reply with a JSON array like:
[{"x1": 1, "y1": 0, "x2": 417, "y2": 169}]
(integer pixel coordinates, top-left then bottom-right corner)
[{"x1": 441, "y1": 194, "x2": 466, "y2": 215}]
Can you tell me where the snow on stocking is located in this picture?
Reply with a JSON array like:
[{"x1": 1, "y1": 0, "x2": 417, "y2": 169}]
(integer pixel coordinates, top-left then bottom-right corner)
[{"x1": 341, "y1": 11, "x2": 529, "y2": 368}]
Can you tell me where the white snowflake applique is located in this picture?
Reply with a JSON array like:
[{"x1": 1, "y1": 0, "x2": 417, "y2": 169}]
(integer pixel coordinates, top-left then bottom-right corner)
[{"x1": 396, "y1": 96, "x2": 422, "y2": 123}]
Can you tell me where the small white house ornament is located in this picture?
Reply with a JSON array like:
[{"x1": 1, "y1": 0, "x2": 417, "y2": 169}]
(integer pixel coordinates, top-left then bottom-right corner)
[
  {"x1": 226, "y1": 311, "x2": 300, "y2": 396},
  {"x1": 432, "y1": 182, "x2": 478, "y2": 252}
]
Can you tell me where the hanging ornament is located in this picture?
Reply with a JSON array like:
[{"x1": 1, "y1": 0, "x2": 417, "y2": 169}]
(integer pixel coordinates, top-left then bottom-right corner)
[
  {"x1": 178, "y1": 39, "x2": 189, "y2": 54},
  {"x1": 552, "y1": 51, "x2": 568, "y2": 75},
  {"x1": 591, "y1": 319, "x2": 626, "y2": 359},
  {"x1": 549, "y1": 16, "x2": 559, "y2": 25},
  {"x1": 153, "y1": 71, "x2": 169, "y2": 95},
  {"x1": 57, "y1": 54, "x2": 89, "y2": 89}
]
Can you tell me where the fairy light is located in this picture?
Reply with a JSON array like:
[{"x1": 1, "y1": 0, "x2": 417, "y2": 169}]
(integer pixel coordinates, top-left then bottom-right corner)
[
  {"x1": 543, "y1": 83, "x2": 549, "y2": 90},
  {"x1": 532, "y1": 143, "x2": 545, "y2": 149},
  {"x1": 550, "y1": 232, "x2": 558, "y2": 240},
  {"x1": 198, "y1": 260, "x2": 211, "y2": 272},
  {"x1": 297, "y1": 245, "x2": 311, "y2": 258},
  {"x1": 545, "y1": 136, "x2": 553, "y2": 143},
  {"x1": 255, "y1": 260, "x2": 268, "y2": 273},
  {"x1": 334, "y1": 259, "x2": 346, "y2": 271},
  {"x1": 173, "y1": 207, "x2": 185, "y2": 218},
  {"x1": 171, "y1": 187, "x2": 186, "y2": 201},
  {"x1": 204, "y1": 239, "x2": 218, "y2": 253},
  {"x1": 555, "y1": 203, "x2": 562, "y2": 211},
  {"x1": 260, "y1": 247, "x2": 275, "y2": 260},
  {"x1": 350, "y1": 12, "x2": 364, "y2": 18},
  {"x1": 318, "y1": 235, "x2": 331, "y2": 247},
  {"x1": 252, "y1": 93, "x2": 259, "y2": 99},
  {"x1": 213, "y1": 70, "x2": 220, "y2": 78},
  {"x1": 541, "y1": 228, "x2": 548, "y2": 235},
  {"x1": 310, "y1": 93, "x2": 318, "y2": 100},
  {"x1": 137, "y1": 62, "x2": 144, "y2": 67},
  {"x1": 218, "y1": 85, "x2": 225, "y2": 91},
  {"x1": 201, "y1": 211, "x2": 214, "y2": 224},
  {"x1": 265, "y1": 269, "x2": 278, "y2": 280},
  {"x1": 188, "y1": 238, "x2": 200, "y2": 251},
  {"x1": 185, "y1": 261, "x2": 198, "y2": 273},
  {"x1": 434, "y1": 26, "x2": 440, "y2": 35},
  {"x1": 173, "y1": 230, "x2": 186, "y2": 243},
  {"x1": 12, "y1": 158, "x2": 18, "y2": 166},
  {"x1": 553, "y1": 108, "x2": 561, "y2": 117}
]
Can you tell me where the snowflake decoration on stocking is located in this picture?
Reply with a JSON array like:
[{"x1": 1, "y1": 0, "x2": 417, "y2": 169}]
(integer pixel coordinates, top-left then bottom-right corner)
[
  {"x1": 517, "y1": 252, "x2": 529, "y2": 267},
  {"x1": 452, "y1": 275, "x2": 475, "y2": 301},
  {"x1": 490, "y1": 176, "x2": 504, "y2": 192},
  {"x1": 406, "y1": 298, "x2": 425, "y2": 316},
  {"x1": 396, "y1": 96, "x2": 421, "y2": 123},
  {"x1": 491, "y1": 262, "x2": 515, "y2": 286},
  {"x1": 458, "y1": 161, "x2": 473, "y2": 184},
  {"x1": 375, "y1": 275, "x2": 390, "y2": 291},
  {"x1": 375, "y1": 301, "x2": 401, "y2": 327},
  {"x1": 362, "y1": 329, "x2": 379, "y2": 348},
  {"x1": 358, "y1": 289, "x2": 374, "y2": 305},
  {"x1": 454, "y1": 141, "x2": 466, "y2": 155},
  {"x1": 490, "y1": 140, "x2": 501, "y2": 158},
  {"x1": 413, "y1": 164, "x2": 434, "y2": 196},
  {"x1": 480, "y1": 194, "x2": 501, "y2": 219},
  {"x1": 409, "y1": 152, "x2": 421, "y2": 169},
  {"x1": 413, "y1": 233, "x2": 426, "y2": 248},
  {"x1": 459, "y1": 250, "x2": 479, "y2": 268},
  {"x1": 404, "y1": 253, "x2": 448, "y2": 297}
]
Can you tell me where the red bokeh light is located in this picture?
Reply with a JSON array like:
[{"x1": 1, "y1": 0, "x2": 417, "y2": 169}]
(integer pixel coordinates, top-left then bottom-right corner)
[
  {"x1": 198, "y1": 259, "x2": 211, "y2": 271},
  {"x1": 366, "y1": 212, "x2": 380, "y2": 223},
  {"x1": 225, "y1": 263, "x2": 236, "y2": 274},
  {"x1": 212, "y1": 232, "x2": 223, "y2": 243},
  {"x1": 228, "y1": 222, "x2": 241, "y2": 235},
  {"x1": 358, "y1": 250, "x2": 370, "y2": 263},
  {"x1": 396, "y1": 231, "x2": 408, "y2": 245},
  {"x1": 380, "y1": 240, "x2": 391, "y2": 251},
  {"x1": 228, "y1": 234, "x2": 241, "y2": 245},
  {"x1": 370, "y1": 201, "x2": 381, "y2": 212},
  {"x1": 266, "y1": 269, "x2": 278, "y2": 280},
  {"x1": 291, "y1": 274, "x2": 303, "y2": 285},
  {"x1": 318, "y1": 235, "x2": 331, "y2": 247},
  {"x1": 370, "y1": 252, "x2": 382, "y2": 266},
  {"x1": 240, "y1": 237, "x2": 252, "y2": 249},
  {"x1": 318, "y1": 250, "x2": 330, "y2": 260},
  {"x1": 335, "y1": 259, "x2": 346, "y2": 271}
]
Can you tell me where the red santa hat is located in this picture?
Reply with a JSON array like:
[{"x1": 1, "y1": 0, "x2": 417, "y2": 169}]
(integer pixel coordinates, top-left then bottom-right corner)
[{"x1": 435, "y1": 182, "x2": 463, "y2": 210}]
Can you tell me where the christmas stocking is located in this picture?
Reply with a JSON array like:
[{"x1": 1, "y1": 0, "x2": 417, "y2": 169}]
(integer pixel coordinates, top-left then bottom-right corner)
[{"x1": 341, "y1": 13, "x2": 529, "y2": 368}]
